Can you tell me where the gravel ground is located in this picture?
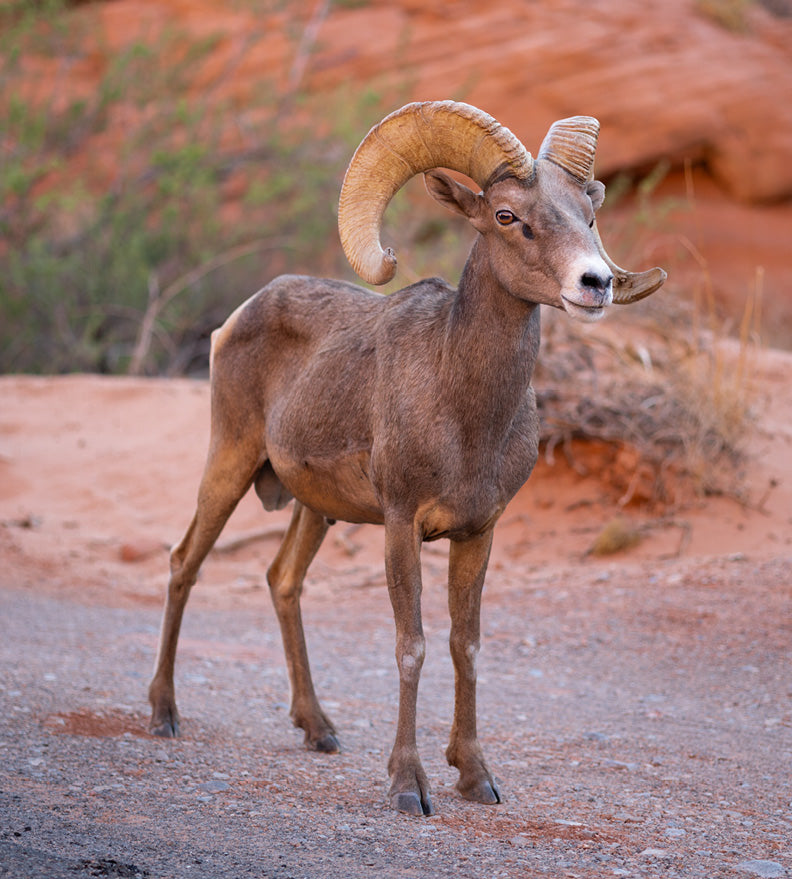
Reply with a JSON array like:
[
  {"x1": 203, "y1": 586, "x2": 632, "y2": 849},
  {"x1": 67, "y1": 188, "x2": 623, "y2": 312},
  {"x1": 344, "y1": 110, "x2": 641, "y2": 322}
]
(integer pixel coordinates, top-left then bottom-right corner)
[{"x1": 1, "y1": 553, "x2": 790, "y2": 879}]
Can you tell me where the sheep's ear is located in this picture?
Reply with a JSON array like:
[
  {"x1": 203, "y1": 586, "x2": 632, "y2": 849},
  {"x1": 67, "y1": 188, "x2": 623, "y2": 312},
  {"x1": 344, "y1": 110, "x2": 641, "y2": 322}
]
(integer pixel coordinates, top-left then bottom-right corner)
[
  {"x1": 424, "y1": 170, "x2": 482, "y2": 220},
  {"x1": 586, "y1": 179, "x2": 605, "y2": 212}
]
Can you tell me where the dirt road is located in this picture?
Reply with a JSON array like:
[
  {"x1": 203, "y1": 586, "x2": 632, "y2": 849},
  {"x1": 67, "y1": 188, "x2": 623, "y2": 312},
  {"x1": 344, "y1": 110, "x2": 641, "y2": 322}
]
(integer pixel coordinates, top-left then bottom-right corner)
[
  {"x1": 1, "y1": 375, "x2": 791, "y2": 878},
  {"x1": 2, "y1": 554, "x2": 791, "y2": 878}
]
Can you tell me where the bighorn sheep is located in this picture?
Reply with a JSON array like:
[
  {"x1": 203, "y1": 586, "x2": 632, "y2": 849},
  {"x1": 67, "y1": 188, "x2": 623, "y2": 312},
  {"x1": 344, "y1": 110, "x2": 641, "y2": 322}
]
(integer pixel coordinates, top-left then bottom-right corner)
[{"x1": 148, "y1": 101, "x2": 665, "y2": 816}]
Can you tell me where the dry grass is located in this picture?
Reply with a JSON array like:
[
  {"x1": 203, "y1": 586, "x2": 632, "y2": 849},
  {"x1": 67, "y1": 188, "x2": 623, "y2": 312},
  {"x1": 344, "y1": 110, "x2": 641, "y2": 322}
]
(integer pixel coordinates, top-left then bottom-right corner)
[{"x1": 535, "y1": 275, "x2": 762, "y2": 508}]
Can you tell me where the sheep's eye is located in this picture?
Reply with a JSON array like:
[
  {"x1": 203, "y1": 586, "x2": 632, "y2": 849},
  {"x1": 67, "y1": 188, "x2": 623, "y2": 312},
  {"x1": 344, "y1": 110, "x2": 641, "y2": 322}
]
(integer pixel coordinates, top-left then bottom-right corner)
[
  {"x1": 495, "y1": 210, "x2": 516, "y2": 225},
  {"x1": 589, "y1": 218, "x2": 595, "y2": 228},
  {"x1": 522, "y1": 223, "x2": 534, "y2": 240}
]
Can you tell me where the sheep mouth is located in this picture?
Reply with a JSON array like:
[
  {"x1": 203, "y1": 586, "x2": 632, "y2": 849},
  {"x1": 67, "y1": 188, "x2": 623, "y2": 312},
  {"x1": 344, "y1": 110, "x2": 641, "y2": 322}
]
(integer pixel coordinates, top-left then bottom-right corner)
[{"x1": 561, "y1": 296, "x2": 607, "y2": 323}]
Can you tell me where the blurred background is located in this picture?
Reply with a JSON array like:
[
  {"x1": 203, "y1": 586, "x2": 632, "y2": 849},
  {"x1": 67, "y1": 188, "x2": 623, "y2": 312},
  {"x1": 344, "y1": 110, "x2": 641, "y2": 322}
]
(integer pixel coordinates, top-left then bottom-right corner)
[{"x1": 1, "y1": 0, "x2": 790, "y2": 378}]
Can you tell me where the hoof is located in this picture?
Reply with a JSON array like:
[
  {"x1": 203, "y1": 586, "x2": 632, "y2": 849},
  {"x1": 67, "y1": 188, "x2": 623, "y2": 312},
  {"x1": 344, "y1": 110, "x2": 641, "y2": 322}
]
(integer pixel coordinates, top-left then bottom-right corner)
[
  {"x1": 149, "y1": 718, "x2": 179, "y2": 738},
  {"x1": 390, "y1": 791, "x2": 435, "y2": 817},
  {"x1": 148, "y1": 705, "x2": 180, "y2": 738},
  {"x1": 311, "y1": 732, "x2": 341, "y2": 754},
  {"x1": 458, "y1": 777, "x2": 501, "y2": 805}
]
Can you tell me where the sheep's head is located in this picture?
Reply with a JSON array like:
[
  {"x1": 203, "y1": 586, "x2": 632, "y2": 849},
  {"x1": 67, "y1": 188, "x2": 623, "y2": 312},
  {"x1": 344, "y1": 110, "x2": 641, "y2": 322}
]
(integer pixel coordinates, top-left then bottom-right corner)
[
  {"x1": 338, "y1": 101, "x2": 666, "y2": 313},
  {"x1": 424, "y1": 160, "x2": 613, "y2": 321}
]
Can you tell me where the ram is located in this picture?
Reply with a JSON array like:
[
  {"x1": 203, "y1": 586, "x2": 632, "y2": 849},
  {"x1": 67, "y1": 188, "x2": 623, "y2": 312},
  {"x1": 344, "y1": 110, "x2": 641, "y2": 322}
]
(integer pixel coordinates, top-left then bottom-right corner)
[{"x1": 148, "y1": 101, "x2": 666, "y2": 816}]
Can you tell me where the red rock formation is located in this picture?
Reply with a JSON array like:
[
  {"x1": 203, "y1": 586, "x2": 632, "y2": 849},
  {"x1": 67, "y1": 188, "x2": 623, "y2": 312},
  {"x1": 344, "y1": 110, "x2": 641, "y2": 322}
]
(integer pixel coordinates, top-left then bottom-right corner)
[{"x1": 11, "y1": 0, "x2": 792, "y2": 343}]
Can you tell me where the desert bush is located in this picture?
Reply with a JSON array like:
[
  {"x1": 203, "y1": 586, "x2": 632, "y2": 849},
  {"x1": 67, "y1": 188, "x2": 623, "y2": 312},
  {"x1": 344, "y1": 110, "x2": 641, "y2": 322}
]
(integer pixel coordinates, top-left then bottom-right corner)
[
  {"x1": 693, "y1": 0, "x2": 792, "y2": 29},
  {"x1": 695, "y1": 0, "x2": 754, "y2": 31},
  {"x1": 534, "y1": 268, "x2": 761, "y2": 506},
  {"x1": 0, "y1": 1, "x2": 384, "y2": 374}
]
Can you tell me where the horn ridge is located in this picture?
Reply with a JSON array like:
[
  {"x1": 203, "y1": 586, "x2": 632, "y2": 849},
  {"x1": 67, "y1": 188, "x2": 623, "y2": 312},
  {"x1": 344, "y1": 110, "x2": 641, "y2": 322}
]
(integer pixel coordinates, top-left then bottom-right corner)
[{"x1": 538, "y1": 116, "x2": 600, "y2": 184}]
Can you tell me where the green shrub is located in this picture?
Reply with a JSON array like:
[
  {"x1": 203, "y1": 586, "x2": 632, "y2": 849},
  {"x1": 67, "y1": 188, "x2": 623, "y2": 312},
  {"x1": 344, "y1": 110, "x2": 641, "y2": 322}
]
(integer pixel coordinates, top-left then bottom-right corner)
[{"x1": 0, "y1": 3, "x2": 384, "y2": 374}]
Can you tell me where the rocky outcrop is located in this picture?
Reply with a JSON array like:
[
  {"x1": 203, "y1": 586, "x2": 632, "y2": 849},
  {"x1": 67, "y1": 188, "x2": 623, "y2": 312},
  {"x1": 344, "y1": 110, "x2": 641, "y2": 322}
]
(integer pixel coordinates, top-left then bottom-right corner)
[
  {"x1": 306, "y1": 0, "x2": 792, "y2": 204},
  {"x1": 82, "y1": 0, "x2": 792, "y2": 203}
]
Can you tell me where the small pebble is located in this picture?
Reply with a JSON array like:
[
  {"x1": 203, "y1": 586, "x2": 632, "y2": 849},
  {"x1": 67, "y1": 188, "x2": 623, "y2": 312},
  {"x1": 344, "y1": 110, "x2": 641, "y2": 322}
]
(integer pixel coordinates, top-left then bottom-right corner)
[
  {"x1": 736, "y1": 860, "x2": 785, "y2": 879},
  {"x1": 604, "y1": 759, "x2": 637, "y2": 771},
  {"x1": 197, "y1": 779, "x2": 229, "y2": 793},
  {"x1": 639, "y1": 848, "x2": 669, "y2": 859},
  {"x1": 665, "y1": 827, "x2": 686, "y2": 838},
  {"x1": 119, "y1": 538, "x2": 164, "y2": 562}
]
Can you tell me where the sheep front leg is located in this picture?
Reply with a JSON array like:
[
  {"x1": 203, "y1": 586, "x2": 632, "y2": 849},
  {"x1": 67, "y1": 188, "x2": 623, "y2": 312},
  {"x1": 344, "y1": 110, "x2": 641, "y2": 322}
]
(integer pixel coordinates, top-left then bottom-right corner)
[
  {"x1": 384, "y1": 517, "x2": 433, "y2": 816},
  {"x1": 445, "y1": 530, "x2": 501, "y2": 805}
]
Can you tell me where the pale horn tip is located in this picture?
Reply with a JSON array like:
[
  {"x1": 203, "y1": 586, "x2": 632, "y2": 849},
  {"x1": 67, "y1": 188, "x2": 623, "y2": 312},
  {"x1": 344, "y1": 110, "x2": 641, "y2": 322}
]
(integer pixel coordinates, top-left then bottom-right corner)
[
  {"x1": 591, "y1": 219, "x2": 667, "y2": 305},
  {"x1": 612, "y1": 266, "x2": 667, "y2": 304},
  {"x1": 354, "y1": 246, "x2": 398, "y2": 286}
]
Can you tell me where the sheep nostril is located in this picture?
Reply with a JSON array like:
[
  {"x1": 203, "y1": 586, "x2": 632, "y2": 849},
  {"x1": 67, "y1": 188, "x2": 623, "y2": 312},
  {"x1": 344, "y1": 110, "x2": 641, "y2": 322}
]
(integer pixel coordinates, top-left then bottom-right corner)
[{"x1": 581, "y1": 272, "x2": 612, "y2": 292}]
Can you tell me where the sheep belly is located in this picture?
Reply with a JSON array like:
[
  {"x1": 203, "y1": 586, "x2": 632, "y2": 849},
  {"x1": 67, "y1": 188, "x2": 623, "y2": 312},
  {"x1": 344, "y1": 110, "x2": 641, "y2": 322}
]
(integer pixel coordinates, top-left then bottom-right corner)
[{"x1": 268, "y1": 447, "x2": 384, "y2": 526}]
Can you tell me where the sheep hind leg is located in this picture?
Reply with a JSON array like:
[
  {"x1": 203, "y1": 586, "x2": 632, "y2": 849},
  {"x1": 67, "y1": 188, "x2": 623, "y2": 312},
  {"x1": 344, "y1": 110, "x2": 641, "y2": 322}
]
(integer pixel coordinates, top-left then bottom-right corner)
[
  {"x1": 148, "y1": 440, "x2": 259, "y2": 738},
  {"x1": 267, "y1": 502, "x2": 338, "y2": 753}
]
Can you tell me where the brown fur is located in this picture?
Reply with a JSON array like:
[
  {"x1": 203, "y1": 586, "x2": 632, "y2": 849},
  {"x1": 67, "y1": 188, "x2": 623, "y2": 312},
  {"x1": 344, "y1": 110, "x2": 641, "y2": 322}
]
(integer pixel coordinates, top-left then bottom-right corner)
[{"x1": 148, "y1": 160, "x2": 614, "y2": 816}]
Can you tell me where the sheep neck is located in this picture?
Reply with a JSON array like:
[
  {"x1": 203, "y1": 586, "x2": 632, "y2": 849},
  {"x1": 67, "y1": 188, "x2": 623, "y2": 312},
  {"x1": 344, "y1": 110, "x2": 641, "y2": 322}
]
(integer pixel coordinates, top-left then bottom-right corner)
[
  {"x1": 451, "y1": 238, "x2": 539, "y2": 371},
  {"x1": 440, "y1": 237, "x2": 541, "y2": 432}
]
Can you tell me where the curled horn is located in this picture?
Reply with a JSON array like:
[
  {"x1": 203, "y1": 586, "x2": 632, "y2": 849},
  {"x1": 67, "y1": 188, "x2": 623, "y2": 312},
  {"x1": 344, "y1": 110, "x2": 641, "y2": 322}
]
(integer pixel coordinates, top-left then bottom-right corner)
[
  {"x1": 338, "y1": 101, "x2": 534, "y2": 285},
  {"x1": 540, "y1": 114, "x2": 667, "y2": 303},
  {"x1": 538, "y1": 115, "x2": 600, "y2": 185}
]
